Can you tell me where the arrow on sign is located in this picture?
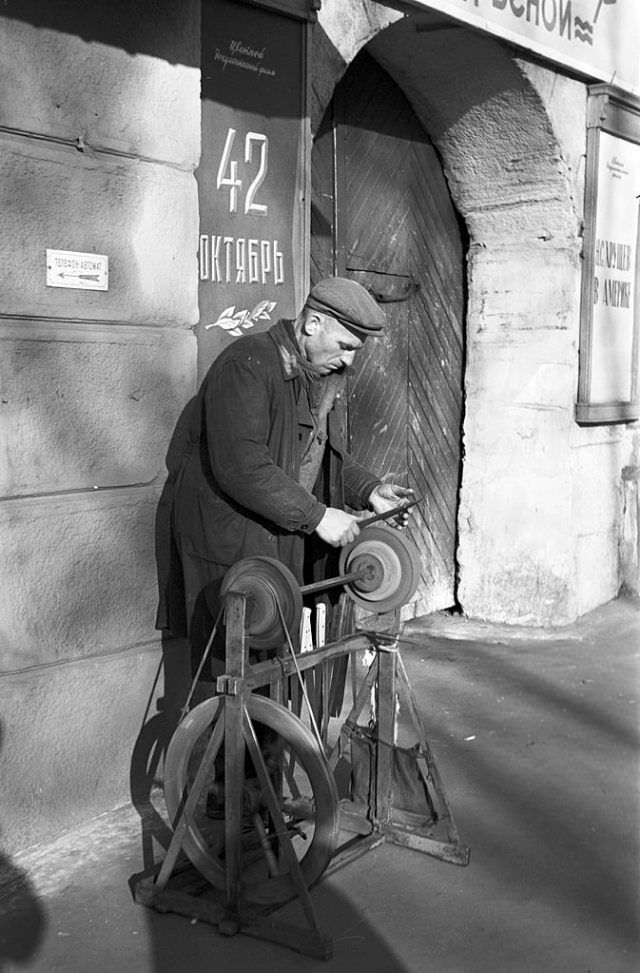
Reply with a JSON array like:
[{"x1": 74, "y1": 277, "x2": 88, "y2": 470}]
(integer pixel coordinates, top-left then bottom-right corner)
[{"x1": 57, "y1": 272, "x2": 101, "y2": 282}]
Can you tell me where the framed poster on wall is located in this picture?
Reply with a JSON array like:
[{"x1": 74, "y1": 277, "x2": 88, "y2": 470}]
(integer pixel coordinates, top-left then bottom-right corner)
[
  {"x1": 197, "y1": 0, "x2": 318, "y2": 379},
  {"x1": 576, "y1": 86, "x2": 640, "y2": 425}
]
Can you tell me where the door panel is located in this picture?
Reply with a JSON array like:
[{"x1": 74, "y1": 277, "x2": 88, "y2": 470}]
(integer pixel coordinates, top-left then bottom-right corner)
[
  {"x1": 311, "y1": 52, "x2": 465, "y2": 613},
  {"x1": 344, "y1": 268, "x2": 409, "y2": 484}
]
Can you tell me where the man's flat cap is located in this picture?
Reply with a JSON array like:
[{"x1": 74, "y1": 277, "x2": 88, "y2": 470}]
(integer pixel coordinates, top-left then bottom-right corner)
[{"x1": 305, "y1": 277, "x2": 385, "y2": 337}]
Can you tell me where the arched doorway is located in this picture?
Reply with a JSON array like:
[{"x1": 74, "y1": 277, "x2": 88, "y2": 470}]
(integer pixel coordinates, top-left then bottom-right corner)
[{"x1": 311, "y1": 51, "x2": 466, "y2": 615}]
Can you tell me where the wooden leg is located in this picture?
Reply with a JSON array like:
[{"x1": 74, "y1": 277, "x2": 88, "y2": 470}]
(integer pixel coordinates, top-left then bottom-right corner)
[
  {"x1": 221, "y1": 592, "x2": 248, "y2": 912},
  {"x1": 375, "y1": 648, "x2": 397, "y2": 826},
  {"x1": 242, "y1": 710, "x2": 325, "y2": 941},
  {"x1": 155, "y1": 713, "x2": 225, "y2": 891}
]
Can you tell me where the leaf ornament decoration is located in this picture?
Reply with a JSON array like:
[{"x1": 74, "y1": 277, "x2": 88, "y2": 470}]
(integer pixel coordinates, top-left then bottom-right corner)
[{"x1": 204, "y1": 301, "x2": 278, "y2": 336}]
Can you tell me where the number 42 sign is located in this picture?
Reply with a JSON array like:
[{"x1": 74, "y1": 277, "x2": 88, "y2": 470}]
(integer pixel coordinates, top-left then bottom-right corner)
[
  {"x1": 199, "y1": 125, "x2": 285, "y2": 289},
  {"x1": 217, "y1": 128, "x2": 268, "y2": 215}
]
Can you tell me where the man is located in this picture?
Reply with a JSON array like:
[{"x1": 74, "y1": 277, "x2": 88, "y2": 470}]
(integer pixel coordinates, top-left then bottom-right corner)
[{"x1": 157, "y1": 276, "x2": 412, "y2": 664}]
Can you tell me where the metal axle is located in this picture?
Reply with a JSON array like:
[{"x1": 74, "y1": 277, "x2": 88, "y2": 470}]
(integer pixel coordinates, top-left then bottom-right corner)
[{"x1": 300, "y1": 567, "x2": 370, "y2": 597}]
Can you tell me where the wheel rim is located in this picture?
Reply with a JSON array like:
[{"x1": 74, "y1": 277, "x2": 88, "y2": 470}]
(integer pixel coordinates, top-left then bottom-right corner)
[{"x1": 163, "y1": 695, "x2": 339, "y2": 905}]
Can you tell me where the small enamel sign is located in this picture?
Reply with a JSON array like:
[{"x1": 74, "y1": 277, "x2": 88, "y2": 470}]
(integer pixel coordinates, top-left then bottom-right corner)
[{"x1": 46, "y1": 249, "x2": 109, "y2": 291}]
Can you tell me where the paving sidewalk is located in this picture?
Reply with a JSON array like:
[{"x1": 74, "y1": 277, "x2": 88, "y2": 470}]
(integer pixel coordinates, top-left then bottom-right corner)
[{"x1": 2, "y1": 596, "x2": 639, "y2": 973}]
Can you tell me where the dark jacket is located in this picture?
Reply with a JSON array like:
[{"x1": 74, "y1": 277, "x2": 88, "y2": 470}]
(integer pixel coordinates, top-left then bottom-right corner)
[{"x1": 156, "y1": 319, "x2": 380, "y2": 642}]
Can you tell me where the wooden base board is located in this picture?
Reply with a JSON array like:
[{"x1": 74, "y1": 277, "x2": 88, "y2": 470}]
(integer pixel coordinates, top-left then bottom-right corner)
[{"x1": 133, "y1": 869, "x2": 333, "y2": 960}]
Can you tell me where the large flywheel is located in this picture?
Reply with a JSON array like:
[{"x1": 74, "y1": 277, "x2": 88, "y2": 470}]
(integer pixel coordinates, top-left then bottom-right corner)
[{"x1": 163, "y1": 694, "x2": 339, "y2": 906}]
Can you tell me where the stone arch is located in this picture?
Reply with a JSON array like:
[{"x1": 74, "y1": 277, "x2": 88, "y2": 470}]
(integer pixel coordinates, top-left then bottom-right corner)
[
  {"x1": 312, "y1": 6, "x2": 581, "y2": 256},
  {"x1": 312, "y1": 3, "x2": 587, "y2": 625}
]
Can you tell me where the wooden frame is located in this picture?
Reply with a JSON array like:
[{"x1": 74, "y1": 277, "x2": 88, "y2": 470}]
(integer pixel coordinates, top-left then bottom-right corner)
[
  {"x1": 134, "y1": 591, "x2": 469, "y2": 958},
  {"x1": 242, "y1": 0, "x2": 319, "y2": 21},
  {"x1": 576, "y1": 85, "x2": 640, "y2": 425}
]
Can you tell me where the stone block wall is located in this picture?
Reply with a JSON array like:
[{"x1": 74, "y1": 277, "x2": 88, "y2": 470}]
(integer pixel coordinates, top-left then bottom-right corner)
[
  {"x1": 620, "y1": 465, "x2": 640, "y2": 596},
  {"x1": 454, "y1": 62, "x2": 638, "y2": 624},
  {"x1": 0, "y1": 1, "x2": 199, "y2": 854}
]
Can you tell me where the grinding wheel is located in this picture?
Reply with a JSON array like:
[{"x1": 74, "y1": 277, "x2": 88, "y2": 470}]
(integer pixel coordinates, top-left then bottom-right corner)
[{"x1": 338, "y1": 524, "x2": 421, "y2": 613}]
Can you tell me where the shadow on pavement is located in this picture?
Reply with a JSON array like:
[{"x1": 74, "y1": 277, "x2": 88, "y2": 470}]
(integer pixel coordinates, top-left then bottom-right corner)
[
  {"x1": 0, "y1": 852, "x2": 47, "y2": 971},
  {"x1": 403, "y1": 625, "x2": 640, "y2": 965},
  {"x1": 142, "y1": 878, "x2": 413, "y2": 973}
]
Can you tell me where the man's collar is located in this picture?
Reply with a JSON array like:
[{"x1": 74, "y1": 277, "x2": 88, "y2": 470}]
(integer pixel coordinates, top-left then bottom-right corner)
[{"x1": 269, "y1": 319, "x2": 304, "y2": 382}]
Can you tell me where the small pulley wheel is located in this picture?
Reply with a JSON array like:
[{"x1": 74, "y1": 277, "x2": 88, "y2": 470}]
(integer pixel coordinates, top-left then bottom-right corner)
[
  {"x1": 220, "y1": 556, "x2": 302, "y2": 649},
  {"x1": 338, "y1": 524, "x2": 421, "y2": 613}
]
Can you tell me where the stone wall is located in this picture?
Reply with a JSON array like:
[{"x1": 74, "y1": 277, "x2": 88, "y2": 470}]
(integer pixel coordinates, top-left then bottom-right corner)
[
  {"x1": 620, "y1": 465, "x2": 640, "y2": 596},
  {"x1": 0, "y1": 1, "x2": 199, "y2": 853}
]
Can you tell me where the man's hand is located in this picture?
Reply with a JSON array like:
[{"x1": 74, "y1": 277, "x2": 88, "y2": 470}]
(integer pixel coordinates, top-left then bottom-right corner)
[
  {"x1": 368, "y1": 483, "x2": 415, "y2": 528},
  {"x1": 315, "y1": 507, "x2": 361, "y2": 547}
]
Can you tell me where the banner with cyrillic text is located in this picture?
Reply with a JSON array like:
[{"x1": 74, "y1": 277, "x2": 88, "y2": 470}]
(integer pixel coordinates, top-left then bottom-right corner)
[
  {"x1": 408, "y1": 0, "x2": 639, "y2": 98},
  {"x1": 197, "y1": 0, "x2": 306, "y2": 377},
  {"x1": 581, "y1": 130, "x2": 640, "y2": 418}
]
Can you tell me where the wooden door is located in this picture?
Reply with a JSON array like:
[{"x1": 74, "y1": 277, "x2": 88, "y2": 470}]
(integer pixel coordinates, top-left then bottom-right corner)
[{"x1": 311, "y1": 52, "x2": 465, "y2": 614}]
